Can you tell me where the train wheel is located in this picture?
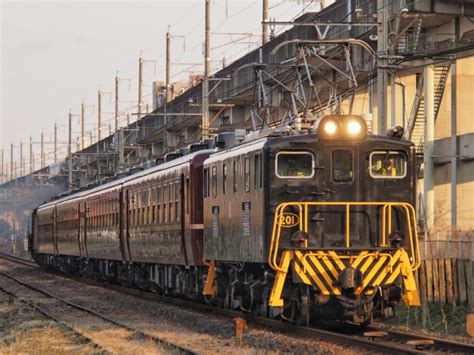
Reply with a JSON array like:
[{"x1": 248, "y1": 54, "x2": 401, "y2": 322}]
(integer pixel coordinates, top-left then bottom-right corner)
[{"x1": 297, "y1": 285, "x2": 311, "y2": 327}]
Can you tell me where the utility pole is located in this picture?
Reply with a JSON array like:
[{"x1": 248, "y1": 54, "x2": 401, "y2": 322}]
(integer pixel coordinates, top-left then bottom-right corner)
[
  {"x1": 54, "y1": 123, "x2": 58, "y2": 164},
  {"x1": 202, "y1": 0, "x2": 211, "y2": 139},
  {"x1": 40, "y1": 132, "x2": 45, "y2": 169},
  {"x1": 98, "y1": 90, "x2": 102, "y2": 142},
  {"x1": 19, "y1": 141, "x2": 23, "y2": 177},
  {"x1": 138, "y1": 56, "x2": 143, "y2": 121},
  {"x1": 29, "y1": 137, "x2": 33, "y2": 174},
  {"x1": 81, "y1": 100, "x2": 85, "y2": 150},
  {"x1": 166, "y1": 28, "x2": 171, "y2": 103},
  {"x1": 115, "y1": 75, "x2": 119, "y2": 132},
  {"x1": 262, "y1": 0, "x2": 269, "y2": 45},
  {"x1": 1, "y1": 147, "x2": 3, "y2": 184},
  {"x1": 68, "y1": 110, "x2": 73, "y2": 190},
  {"x1": 424, "y1": 65, "x2": 435, "y2": 232},
  {"x1": 376, "y1": 0, "x2": 388, "y2": 134},
  {"x1": 10, "y1": 143, "x2": 13, "y2": 181}
]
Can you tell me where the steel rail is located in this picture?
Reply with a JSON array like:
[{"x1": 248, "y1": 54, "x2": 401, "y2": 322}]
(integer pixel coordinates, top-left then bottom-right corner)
[
  {"x1": 0, "y1": 284, "x2": 106, "y2": 352},
  {"x1": 367, "y1": 327, "x2": 474, "y2": 354},
  {"x1": 3, "y1": 254, "x2": 473, "y2": 353},
  {"x1": 0, "y1": 252, "x2": 39, "y2": 268},
  {"x1": 98, "y1": 283, "x2": 424, "y2": 354},
  {"x1": 0, "y1": 271, "x2": 197, "y2": 355}
]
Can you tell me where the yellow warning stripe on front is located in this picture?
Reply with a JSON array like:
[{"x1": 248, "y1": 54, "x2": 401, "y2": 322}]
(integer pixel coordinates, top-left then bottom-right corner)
[
  {"x1": 328, "y1": 251, "x2": 346, "y2": 271},
  {"x1": 317, "y1": 252, "x2": 339, "y2": 280},
  {"x1": 372, "y1": 252, "x2": 401, "y2": 288},
  {"x1": 295, "y1": 251, "x2": 331, "y2": 295},
  {"x1": 309, "y1": 256, "x2": 341, "y2": 295},
  {"x1": 270, "y1": 249, "x2": 418, "y2": 304},
  {"x1": 293, "y1": 258, "x2": 313, "y2": 285}
]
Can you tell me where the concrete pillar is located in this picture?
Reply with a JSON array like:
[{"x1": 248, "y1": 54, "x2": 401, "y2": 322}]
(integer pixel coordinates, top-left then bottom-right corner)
[
  {"x1": 424, "y1": 65, "x2": 435, "y2": 231},
  {"x1": 451, "y1": 62, "x2": 457, "y2": 232}
]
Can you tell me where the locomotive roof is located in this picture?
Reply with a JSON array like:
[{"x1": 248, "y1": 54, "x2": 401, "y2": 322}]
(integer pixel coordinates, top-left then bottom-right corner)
[
  {"x1": 204, "y1": 132, "x2": 414, "y2": 165},
  {"x1": 39, "y1": 149, "x2": 214, "y2": 209},
  {"x1": 205, "y1": 137, "x2": 268, "y2": 164}
]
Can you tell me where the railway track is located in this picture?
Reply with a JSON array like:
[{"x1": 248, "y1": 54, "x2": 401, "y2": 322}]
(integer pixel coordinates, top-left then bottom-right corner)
[
  {"x1": 0, "y1": 259, "x2": 197, "y2": 354},
  {"x1": 0, "y1": 252, "x2": 38, "y2": 268},
  {"x1": 110, "y1": 285, "x2": 474, "y2": 354},
  {"x1": 2, "y1": 253, "x2": 473, "y2": 354}
]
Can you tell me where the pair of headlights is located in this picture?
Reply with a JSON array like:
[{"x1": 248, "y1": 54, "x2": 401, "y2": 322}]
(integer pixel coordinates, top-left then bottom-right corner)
[{"x1": 319, "y1": 115, "x2": 367, "y2": 140}]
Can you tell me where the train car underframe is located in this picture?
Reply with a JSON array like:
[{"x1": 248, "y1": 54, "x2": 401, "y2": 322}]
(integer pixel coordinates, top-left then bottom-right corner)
[{"x1": 34, "y1": 251, "x2": 413, "y2": 326}]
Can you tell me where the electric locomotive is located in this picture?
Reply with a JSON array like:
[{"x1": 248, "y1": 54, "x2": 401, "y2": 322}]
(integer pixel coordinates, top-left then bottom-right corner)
[
  {"x1": 30, "y1": 115, "x2": 421, "y2": 325},
  {"x1": 201, "y1": 115, "x2": 420, "y2": 324}
]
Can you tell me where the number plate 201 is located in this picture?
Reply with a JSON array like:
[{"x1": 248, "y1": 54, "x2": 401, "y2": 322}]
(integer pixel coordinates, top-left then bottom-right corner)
[{"x1": 279, "y1": 213, "x2": 299, "y2": 227}]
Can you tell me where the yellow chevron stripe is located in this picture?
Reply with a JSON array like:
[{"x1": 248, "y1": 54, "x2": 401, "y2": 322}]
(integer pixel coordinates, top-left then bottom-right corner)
[
  {"x1": 356, "y1": 256, "x2": 388, "y2": 295},
  {"x1": 371, "y1": 253, "x2": 401, "y2": 288},
  {"x1": 316, "y1": 252, "x2": 339, "y2": 280},
  {"x1": 383, "y1": 251, "x2": 404, "y2": 285},
  {"x1": 295, "y1": 251, "x2": 330, "y2": 295},
  {"x1": 293, "y1": 259, "x2": 312, "y2": 285},
  {"x1": 328, "y1": 251, "x2": 346, "y2": 271},
  {"x1": 356, "y1": 253, "x2": 375, "y2": 274},
  {"x1": 309, "y1": 257, "x2": 341, "y2": 295},
  {"x1": 351, "y1": 251, "x2": 369, "y2": 268}
]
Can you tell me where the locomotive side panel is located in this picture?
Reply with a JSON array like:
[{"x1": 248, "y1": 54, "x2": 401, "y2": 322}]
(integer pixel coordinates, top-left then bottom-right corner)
[
  {"x1": 203, "y1": 140, "x2": 266, "y2": 263},
  {"x1": 185, "y1": 154, "x2": 208, "y2": 265}
]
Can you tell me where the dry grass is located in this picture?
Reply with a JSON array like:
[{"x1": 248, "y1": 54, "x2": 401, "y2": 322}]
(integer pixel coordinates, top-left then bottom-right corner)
[{"x1": 0, "y1": 326, "x2": 100, "y2": 355}]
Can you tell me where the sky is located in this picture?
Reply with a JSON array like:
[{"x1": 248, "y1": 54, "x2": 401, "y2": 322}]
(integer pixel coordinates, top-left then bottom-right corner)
[{"x1": 0, "y1": 0, "x2": 320, "y2": 172}]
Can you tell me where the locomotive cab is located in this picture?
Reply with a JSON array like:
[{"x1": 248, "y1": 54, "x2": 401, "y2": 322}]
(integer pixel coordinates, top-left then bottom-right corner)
[
  {"x1": 201, "y1": 116, "x2": 420, "y2": 325},
  {"x1": 264, "y1": 116, "x2": 421, "y2": 324}
]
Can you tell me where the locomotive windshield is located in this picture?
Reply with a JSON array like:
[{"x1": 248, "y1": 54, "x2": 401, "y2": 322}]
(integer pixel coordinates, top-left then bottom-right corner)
[
  {"x1": 370, "y1": 151, "x2": 407, "y2": 178},
  {"x1": 276, "y1": 151, "x2": 314, "y2": 178}
]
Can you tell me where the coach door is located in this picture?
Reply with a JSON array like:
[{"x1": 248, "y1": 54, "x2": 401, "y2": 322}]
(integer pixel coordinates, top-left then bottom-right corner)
[
  {"x1": 119, "y1": 189, "x2": 130, "y2": 261},
  {"x1": 317, "y1": 145, "x2": 361, "y2": 248},
  {"x1": 121, "y1": 189, "x2": 132, "y2": 261},
  {"x1": 53, "y1": 206, "x2": 58, "y2": 255},
  {"x1": 79, "y1": 201, "x2": 88, "y2": 257}
]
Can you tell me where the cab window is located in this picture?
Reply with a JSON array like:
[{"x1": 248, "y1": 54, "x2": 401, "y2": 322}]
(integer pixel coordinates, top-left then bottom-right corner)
[
  {"x1": 332, "y1": 150, "x2": 353, "y2": 182},
  {"x1": 276, "y1": 151, "x2": 314, "y2": 178},
  {"x1": 370, "y1": 151, "x2": 407, "y2": 178}
]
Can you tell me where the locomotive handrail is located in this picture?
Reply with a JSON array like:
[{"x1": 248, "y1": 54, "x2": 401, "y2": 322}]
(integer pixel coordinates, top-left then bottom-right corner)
[{"x1": 269, "y1": 202, "x2": 421, "y2": 273}]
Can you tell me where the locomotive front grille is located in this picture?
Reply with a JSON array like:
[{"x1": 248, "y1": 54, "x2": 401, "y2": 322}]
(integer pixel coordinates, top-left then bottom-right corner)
[{"x1": 268, "y1": 201, "x2": 421, "y2": 308}]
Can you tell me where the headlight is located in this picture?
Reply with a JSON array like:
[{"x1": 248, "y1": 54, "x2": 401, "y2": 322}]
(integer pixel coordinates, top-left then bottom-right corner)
[
  {"x1": 318, "y1": 115, "x2": 367, "y2": 140},
  {"x1": 323, "y1": 120, "x2": 338, "y2": 135},
  {"x1": 347, "y1": 120, "x2": 362, "y2": 135}
]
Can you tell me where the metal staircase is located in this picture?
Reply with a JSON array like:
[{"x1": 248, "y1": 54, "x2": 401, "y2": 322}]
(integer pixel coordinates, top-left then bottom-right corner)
[{"x1": 405, "y1": 64, "x2": 451, "y2": 177}]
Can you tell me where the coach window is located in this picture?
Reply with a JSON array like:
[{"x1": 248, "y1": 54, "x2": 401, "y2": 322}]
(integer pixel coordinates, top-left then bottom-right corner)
[
  {"x1": 169, "y1": 183, "x2": 173, "y2": 222},
  {"x1": 276, "y1": 151, "x2": 314, "y2": 178},
  {"x1": 212, "y1": 166, "x2": 217, "y2": 198},
  {"x1": 165, "y1": 185, "x2": 169, "y2": 223},
  {"x1": 222, "y1": 164, "x2": 227, "y2": 194},
  {"x1": 370, "y1": 151, "x2": 407, "y2": 178},
  {"x1": 254, "y1": 154, "x2": 262, "y2": 189},
  {"x1": 244, "y1": 157, "x2": 250, "y2": 192},
  {"x1": 186, "y1": 178, "x2": 190, "y2": 215},
  {"x1": 332, "y1": 150, "x2": 353, "y2": 182},
  {"x1": 175, "y1": 182, "x2": 179, "y2": 222},
  {"x1": 203, "y1": 168, "x2": 209, "y2": 198},
  {"x1": 157, "y1": 186, "x2": 162, "y2": 223},
  {"x1": 233, "y1": 160, "x2": 238, "y2": 192}
]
